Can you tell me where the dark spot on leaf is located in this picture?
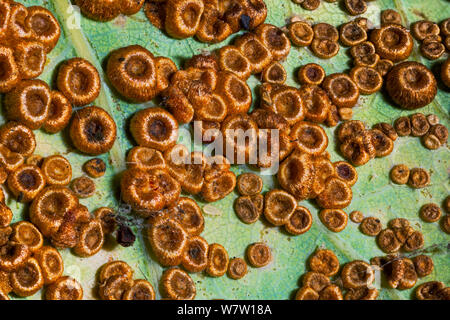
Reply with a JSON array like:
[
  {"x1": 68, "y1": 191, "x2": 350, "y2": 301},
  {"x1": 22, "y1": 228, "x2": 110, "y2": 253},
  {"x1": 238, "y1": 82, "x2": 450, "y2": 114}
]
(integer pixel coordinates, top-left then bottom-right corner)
[
  {"x1": 19, "y1": 172, "x2": 37, "y2": 189},
  {"x1": 240, "y1": 15, "x2": 251, "y2": 30},
  {"x1": 85, "y1": 120, "x2": 104, "y2": 142},
  {"x1": 116, "y1": 224, "x2": 136, "y2": 247}
]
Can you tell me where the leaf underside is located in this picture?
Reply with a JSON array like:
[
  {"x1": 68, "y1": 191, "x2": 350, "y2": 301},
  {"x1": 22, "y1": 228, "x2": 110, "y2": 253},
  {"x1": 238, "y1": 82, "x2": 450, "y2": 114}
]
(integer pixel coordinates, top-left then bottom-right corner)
[{"x1": 3, "y1": 0, "x2": 449, "y2": 300}]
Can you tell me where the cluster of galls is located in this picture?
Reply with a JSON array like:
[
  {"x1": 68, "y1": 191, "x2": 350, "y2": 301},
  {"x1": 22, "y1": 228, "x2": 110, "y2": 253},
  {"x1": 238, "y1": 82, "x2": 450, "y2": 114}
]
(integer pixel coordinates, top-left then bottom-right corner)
[
  {"x1": 29, "y1": 186, "x2": 105, "y2": 257},
  {"x1": 145, "y1": 0, "x2": 267, "y2": 42},
  {"x1": 124, "y1": 108, "x2": 236, "y2": 208},
  {"x1": 354, "y1": 213, "x2": 445, "y2": 296},
  {"x1": 161, "y1": 23, "x2": 291, "y2": 127},
  {"x1": 0, "y1": 2, "x2": 62, "y2": 122},
  {"x1": 370, "y1": 13, "x2": 440, "y2": 110},
  {"x1": 292, "y1": 0, "x2": 370, "y2": 15},
  {"x1": 234, "y1": 173, "x2": 264, "y2": 223},
  {"x1": 371, "y1": 253, "x2": 449, "y2": 299},
  {"x1": 2, "y1": 52, "x2": 117, "y2": 155},
  {"x1": 0, "y1": 153, "x2": 110, "y2": 258},
  {"x1": 203, "y1": 69, "x2": 360, "y2": 232},
  {"x1": 238, "y1": 77, "x2": 337, "y2": 167},
  {"x1": 0, "y1": 85, "x2": 116, "y2": 300},
  {"x1": 233, "y1": 172, "x2": 312, "y2": 236},
  {"x1": 411, "y1": 18, "x2": 450, "y2": 60},
  {"x1": 107, "y1": 45, "x2": 178, "y2": 103},
  {"x1": 263, "y1": 120, "x2": 359, "y2": 233},
  {"x1": 0, "y1": 128, "x2": 111, "y2": 266},
  {"x1": 216, "y1": 114, "x2": 352, "y2": 232},
  {"x1": 141, "y1": 191, "x2": 229, "y2": 298},
  {"x1": 261, "y1": 69, "x2": 357, "y2": 128},
  {"x1": 295, "y1": 248, "x2": 378, "y2": 300},
  {"x1": 121, "y1": 110, "x2": 261, "y2": 293},
  {"x1": 57, "y1": 57, "x2": 117, "y2": 155},
  {"x1": 277, "y1": 150, "x2": 357, "y2": 229},
  {"x1": 337, "y1": 120, "x2": 396, "y2": 167},
  {"x1": 0, "y1": 1, "x2": 120, "y2": 301},
  {"x1": 97, "y1": 260, "x2": 156, "y2": 300},
  {"x1": 376, "y1": 218, "x2": 425, "y2": 257},
  {"x1": 390, "y1": 164, "x2": 431, "y2": 190},
  {"x1": 290, "y1": 13, "x2": 441, "y2": 112},
  {"x1": 4, "y1": 80, "x2": 70, "y2": 132},
  {"x1": 371, "y1": 253, "x2": 438, "y2": 293},
  {"x1": 1, "y1": 5, "x2": 108, "y2": 155},
  {"x1": 0, "y1": 62, "x2": 116, "y2": 271},
  {"x1": 393, "y1": 113, "x2": 448, "y2": 151},
  {"x1": 287, "y1": 18, "x2": 378, "y2": 122},
  {"x1": 0, "y1": 211, "x2": 82, "y2": 300},
  {"x1": 230, "y1": 123, "x2": 354, "y2": 232},
  {"x1": 289, "y1": 21, "x2": 341, "y2": 59},
  {"x1": 0, "y1": 1, "x2": 60, "y2": 93},
  {"x1": 75, "y1": 0, "x2": 145, "y2": 21}
]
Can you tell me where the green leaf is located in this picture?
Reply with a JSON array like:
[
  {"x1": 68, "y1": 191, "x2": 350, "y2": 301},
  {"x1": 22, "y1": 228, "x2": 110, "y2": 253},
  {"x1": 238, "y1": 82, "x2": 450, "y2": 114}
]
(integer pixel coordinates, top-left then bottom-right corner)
[{"x1": 4, "y1": 0, "x2": 449, "y2": 300}]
